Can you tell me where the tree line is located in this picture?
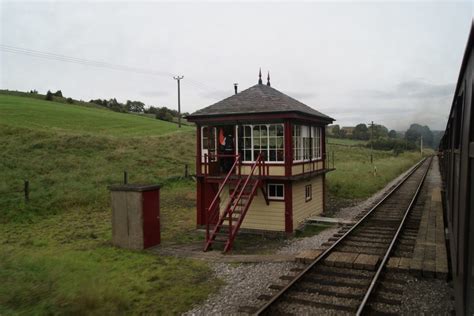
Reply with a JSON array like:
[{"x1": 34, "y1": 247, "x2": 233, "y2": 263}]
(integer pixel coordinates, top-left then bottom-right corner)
[
  {"x1": 329, "y1": 123, "x2": 444, "y2": 153},
  {"x1": 37, "y1": 89, "x2": 185, "y2": 123}
]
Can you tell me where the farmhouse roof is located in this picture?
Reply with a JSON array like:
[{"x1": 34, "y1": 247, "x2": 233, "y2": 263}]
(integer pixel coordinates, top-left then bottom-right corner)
[{"x1": 187, "y1": 83, "x2": 334, "y2": 122}]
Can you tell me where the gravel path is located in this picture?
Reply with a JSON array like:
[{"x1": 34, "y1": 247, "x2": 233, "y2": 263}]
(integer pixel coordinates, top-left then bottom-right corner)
[
  {"x1": 277, "y1": 226, "x2": 339, "y2": 255},
  {"x1": 184, "y1": 261, "x2": 303, "y2": 315}
]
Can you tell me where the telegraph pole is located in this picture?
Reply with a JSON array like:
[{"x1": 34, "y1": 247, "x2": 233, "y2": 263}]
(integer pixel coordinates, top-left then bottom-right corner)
[
  {"x1": 420, "y1": 135, "x2": 423, "y2": 156},
  {"x1": 370, "y1": 121, "x2": 374, "y2": 164},
  {"x1": 173, "y1": 75, "x2": 184, "y2": 128}
]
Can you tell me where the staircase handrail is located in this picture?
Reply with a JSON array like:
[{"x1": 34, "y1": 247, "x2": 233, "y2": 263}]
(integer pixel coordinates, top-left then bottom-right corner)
[
  {"x1": 229, "y1": 152, "x2": 265, "y2": 218},
  {"x1": 205, "y1": 154, "x2": 241, "y2": 240}
]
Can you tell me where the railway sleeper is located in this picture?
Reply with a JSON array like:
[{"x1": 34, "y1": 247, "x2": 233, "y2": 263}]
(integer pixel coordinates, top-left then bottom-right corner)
[
  {"x1": 302, "y1": 275, "x2": 369, "y2": 289},
  {"x1": 340, "y1": 241, "x2": 388, "y2": 249},
  {"x1": 365, "y1": 304, "x2": 399, "y2": 316},
  {"x1": 281, "y1": 293, "x2": 358, "y2": 313},
  {"x1": 312, "y1": 265, "x2": 373, "y2": 279},
  {"x1": 346, "y1": 237, "x2": 391, "y2": 244},
  {"x1": 293, "y1": 283, "x2": 365, "y2": 300}
]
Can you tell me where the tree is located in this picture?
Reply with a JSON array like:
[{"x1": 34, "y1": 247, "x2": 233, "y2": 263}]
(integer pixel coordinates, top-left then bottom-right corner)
[
  {"x1": 339, "y1": 129, "x2": 347, "y2": 139},
  {"x1": 406, "y1": 123, "x2": 434, "y2": 148},
  {"x1": 332, "y1": 125, "x2": 341, "y2": 138},
  {"x1": 53, "y1": 90, "x2": 63, "y2": 97},
  {"x1": 126, "y1": 100, "x2": 145, "y2": 113},
  {"x1": 353, "y1": 124, "x2": 369, "y2": 140},
  {"x1": 372, "y1": 124, "x2": 389, "y2": 139},
  {"x1": 45, "y1": 90, "x2": 53, "y2": 101},
  {"x1": 156, "y1": 107, "x2": 174, "y2": 122},
  {"x1": 388, "y1": 130, "x2": 397, "y2": 138},
  {"x1": 66, "y1": 97, "x2": 74, "y2": 104}
]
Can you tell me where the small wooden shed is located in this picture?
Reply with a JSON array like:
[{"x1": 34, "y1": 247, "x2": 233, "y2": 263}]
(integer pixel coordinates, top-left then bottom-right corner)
[{"x1": 187, "y1": 72, "x2": 335, "y2": 251}]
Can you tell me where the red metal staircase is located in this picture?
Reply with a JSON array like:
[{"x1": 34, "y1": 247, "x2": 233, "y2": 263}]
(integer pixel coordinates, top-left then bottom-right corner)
[{"x1": 204, "y1": 153, "x2": 266, "y2": 252}]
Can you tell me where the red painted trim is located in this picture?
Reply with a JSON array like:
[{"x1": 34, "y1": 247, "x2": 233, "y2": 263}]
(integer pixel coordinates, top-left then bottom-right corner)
[
  {"x1": 284, "y1": 121, "x2": 292, "y2": 177},
  {"x1": 196, "y1": 178, "x2": 203, "y2": 226},
  {"x1": 284, "y1": 181, "x2": 293, "y2": 233},
  {"x1": 196, "y1": 125, "x2": 201, "y2": 176},
  {"x1": 142, "y1": 190, "x2": 161, "y2": 248},
  {"x1": 188, "y1": 112, "x2": 333, "y2": 124}
]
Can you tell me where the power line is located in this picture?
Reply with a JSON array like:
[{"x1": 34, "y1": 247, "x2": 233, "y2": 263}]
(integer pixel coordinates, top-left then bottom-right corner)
[{"x1": 0, "y1": 44, "x2": 216, "y2": 93}]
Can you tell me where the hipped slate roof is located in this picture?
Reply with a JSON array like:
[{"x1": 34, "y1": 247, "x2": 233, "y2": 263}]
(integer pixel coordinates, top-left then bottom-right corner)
[{"x1": 187, "y1": 83, "x2": 334, "y2": 122}]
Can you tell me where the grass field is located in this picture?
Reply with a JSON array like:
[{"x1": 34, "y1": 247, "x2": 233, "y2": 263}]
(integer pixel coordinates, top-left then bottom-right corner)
[
  {"x1": 0, "y1": 93, "x2": 430, "y2": 314},
  {"x1": 0, "y1": 94, "x2": 213, "y2": 314},
  {"x1": 0, "y1": 94, "x2": 191, "y2": 137},
  {"x1": 326, "y1": 137, "x2": 428, "y2": 200}
]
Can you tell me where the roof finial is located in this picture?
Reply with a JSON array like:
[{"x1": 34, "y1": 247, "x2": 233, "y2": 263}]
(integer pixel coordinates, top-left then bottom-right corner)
[
  {"x1": 267, "y1": 71, "x2": 271, "y2": 87},
  {"x1": 258, "y1": 68, "x2": 263, "y2": 85}
]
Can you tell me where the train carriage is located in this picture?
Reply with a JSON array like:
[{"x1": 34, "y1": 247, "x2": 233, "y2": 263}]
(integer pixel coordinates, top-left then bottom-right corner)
[{"x1": 439, "y1": 21, "x2": 474, "y2": 316}]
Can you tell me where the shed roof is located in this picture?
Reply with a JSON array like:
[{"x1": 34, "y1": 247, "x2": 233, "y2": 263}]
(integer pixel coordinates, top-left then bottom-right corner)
[{"x1": 187, "y1": 83, "x2": 334, "y2": 122}]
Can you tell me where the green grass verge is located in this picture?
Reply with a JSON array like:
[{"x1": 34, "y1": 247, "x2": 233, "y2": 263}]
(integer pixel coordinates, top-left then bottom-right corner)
[
  {"x1": 326, "y1": 138, "x2": 430, "y2": 199},
  {"x1": 295, "y1": 223, "x2": 334, "y2": 238},
  {"x1": 0, "y1": 94, "x2": 214, "y2": 314},
  {"x1": 0, "y1": 210, "x2": 220, "y2": 315}
]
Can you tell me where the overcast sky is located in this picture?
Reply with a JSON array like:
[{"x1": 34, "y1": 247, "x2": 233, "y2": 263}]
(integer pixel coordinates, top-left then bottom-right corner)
[{"x1": 1, "y1": 1, "x2": 472, "y2": 130}]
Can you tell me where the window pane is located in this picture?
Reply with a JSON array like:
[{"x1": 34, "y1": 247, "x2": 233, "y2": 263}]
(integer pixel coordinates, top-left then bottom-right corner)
[
  {"x1": 269, "y1": 185, "x2": 276, "y2": 196},
  {"x1": 276, "y1": 185, "x2": 283, "y2": 197},
  {"x1": 269, "y1": 125, "x2": 277, "y2": 136},
  {"x1": 277, "y1": 150, "x2": 284, "y2": 161},
  {"x1": 277, "y1": 125, "x2": 283, "y2": 136}
]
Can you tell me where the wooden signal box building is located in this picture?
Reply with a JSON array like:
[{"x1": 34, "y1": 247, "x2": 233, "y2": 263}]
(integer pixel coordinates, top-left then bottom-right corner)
[{"x1": 187, "y1": 72, "x2": 334, "y2": 252}]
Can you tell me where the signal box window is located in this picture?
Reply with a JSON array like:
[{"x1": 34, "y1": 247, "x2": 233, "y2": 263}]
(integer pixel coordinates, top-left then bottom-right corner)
[
  {"x1": 268, "y1": 183, "x2": 284, "y2": 200},
  {"x1": 305, "y1": 184, "x2": 312, "y2": 202}
]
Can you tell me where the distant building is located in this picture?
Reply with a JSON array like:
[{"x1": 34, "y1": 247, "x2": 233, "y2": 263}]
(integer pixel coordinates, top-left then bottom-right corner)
[{"x1": 341, "y1": 126, "x2": 355, "y2": 137}]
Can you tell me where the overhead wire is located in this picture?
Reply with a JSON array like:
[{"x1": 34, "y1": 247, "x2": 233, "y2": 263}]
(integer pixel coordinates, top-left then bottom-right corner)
[{"x1": 0, "y1": 44, "x2": 217, "y2": 93}]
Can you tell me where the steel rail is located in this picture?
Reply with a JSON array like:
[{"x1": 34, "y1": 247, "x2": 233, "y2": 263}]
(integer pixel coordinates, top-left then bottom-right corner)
[
  {"x1": 355, "y1": 156, "x2": 433, "y2": 315},
  {"x1": 253, "y1": 157, "x2": 428, "y2": 315}
]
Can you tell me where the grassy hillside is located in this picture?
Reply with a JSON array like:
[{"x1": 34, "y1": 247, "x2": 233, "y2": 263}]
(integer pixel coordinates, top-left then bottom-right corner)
[
  {"x1": 0, "y1": 94, "x2": 191, "y2": 137},
  {"x1": 0, "y1": 94, "x2": 215, "y2": 314}
]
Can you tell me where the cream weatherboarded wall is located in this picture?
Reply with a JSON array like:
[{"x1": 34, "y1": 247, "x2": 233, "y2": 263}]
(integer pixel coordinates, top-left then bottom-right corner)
[
  {"x1": 292, "y1": 176, "x2": 323, "y2": 229},
  {"x1": 220, "y1": 184, "x2": 285, "y2": 231}
]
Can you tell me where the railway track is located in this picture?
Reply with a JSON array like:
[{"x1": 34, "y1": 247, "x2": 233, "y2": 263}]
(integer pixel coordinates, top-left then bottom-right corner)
[{"x1": 252, "y1": 157, "x2": 433, "y2": 315}]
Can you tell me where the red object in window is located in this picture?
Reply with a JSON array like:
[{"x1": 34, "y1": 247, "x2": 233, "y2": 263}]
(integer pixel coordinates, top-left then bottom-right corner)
[{"x1": 219, "y1": 128, "x2": 225, "y2": 146}]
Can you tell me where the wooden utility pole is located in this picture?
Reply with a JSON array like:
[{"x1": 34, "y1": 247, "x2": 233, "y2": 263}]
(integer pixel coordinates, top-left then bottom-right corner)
[
  {"x1": 370, "y1": 121, "x2": 374, "y2": 164},
  {"x1": 420, "y1": 135, "x2": 423, "y2": 156},
  {"x1": 173, "y1": 75, "x2": 184, "y2": 128}
]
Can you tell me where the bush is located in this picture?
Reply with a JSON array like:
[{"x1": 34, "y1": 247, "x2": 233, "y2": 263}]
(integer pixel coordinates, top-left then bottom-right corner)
[
  {"x1": 66, "y1": 97, "x2": 74, "y2": 104},
  {"x1": 367, "y1": 138, "x2": 417, "y2": 153},
  {"x1": 45, "y1": 90, "x2": 53, "y2": 101}
]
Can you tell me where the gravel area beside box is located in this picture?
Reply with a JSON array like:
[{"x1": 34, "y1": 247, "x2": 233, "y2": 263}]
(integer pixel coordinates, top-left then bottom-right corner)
[{"x1": 184, "y1": 261, "x2": 303, "y2": 315}]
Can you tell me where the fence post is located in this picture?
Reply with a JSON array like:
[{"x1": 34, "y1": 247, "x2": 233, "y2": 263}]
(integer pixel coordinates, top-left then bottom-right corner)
[
  {"x1": 332, "y1": 151, "x2": 335, "y2": 169},
  {"x1": 184, "y1": 164, "x2": 189, "y2": 178},
  {"x1": 123, "y1": 171, "x2": 128, "y2": 184},
  {"x1": 24, "y1": 179, "x2": 29, "y2": 203}
]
